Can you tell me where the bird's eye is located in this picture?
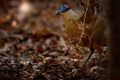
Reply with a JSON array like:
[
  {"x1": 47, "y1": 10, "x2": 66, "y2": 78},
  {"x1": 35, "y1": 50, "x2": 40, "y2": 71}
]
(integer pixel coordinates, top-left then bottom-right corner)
[{"x1": 63, "y1": 6, "x2": 66, "y2": 9}]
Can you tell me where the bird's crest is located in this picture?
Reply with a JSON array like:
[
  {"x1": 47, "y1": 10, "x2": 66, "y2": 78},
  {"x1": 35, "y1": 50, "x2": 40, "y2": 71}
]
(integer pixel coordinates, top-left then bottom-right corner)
[{"x1": 56, "y1": 4, "x2": 70, "y2": 15}]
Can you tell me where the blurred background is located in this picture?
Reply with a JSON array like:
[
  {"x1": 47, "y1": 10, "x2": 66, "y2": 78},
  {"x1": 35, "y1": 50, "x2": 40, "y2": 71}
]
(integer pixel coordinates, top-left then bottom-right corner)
[{"x1": 0, "y1": 0, "x2": 103, "y2": 34}]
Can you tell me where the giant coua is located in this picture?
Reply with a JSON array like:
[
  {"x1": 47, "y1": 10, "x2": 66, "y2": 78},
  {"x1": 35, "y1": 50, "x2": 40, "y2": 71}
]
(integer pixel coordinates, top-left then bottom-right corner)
[
  {"x1": 56, "y1": 4, "x2": 107, "y2": 66},
  {"x1": 56, "y1": 4, "x2": 106, "y2": 48}
]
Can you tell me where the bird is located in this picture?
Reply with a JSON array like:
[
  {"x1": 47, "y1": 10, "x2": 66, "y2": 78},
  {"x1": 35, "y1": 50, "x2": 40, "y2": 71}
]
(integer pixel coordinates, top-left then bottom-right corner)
[{"x1": 56, "y1": 4, "x2": 106, "y2": 66}]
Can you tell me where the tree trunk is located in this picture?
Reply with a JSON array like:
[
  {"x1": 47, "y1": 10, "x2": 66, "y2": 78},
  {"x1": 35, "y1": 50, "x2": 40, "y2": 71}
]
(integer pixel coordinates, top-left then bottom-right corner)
[{"x1": 106, "y1": 0, "x2": 120, "y2": 80}]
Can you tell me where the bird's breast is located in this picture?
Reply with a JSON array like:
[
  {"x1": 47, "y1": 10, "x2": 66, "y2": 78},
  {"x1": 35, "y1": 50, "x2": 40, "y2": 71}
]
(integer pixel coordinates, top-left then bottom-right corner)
[{"x1": 64, "y1": 19, "x2": 82, "y2": 36}]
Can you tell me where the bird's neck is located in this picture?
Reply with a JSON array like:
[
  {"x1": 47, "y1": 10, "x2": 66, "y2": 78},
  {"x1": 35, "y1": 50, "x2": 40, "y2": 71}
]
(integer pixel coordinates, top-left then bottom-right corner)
[{"x1": 60, "y1": 9, "x2": 80, "y2": 21}]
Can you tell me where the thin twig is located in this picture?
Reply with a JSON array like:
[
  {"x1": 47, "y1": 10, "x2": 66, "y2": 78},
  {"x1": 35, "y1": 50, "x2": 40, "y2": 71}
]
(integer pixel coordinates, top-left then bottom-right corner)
[
  {"x1": 79, "y1": 0, "x2": 90, "y2": 44},
  {"x1": 82, "y1": 0, "x2": 90, "y2": 25}
]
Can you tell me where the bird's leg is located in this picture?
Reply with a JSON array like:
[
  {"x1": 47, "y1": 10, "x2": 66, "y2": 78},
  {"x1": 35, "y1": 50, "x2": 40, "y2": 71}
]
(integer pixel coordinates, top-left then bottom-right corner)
[{"x1": 82, "y1": 47, "x2": 94, "y2": 69}]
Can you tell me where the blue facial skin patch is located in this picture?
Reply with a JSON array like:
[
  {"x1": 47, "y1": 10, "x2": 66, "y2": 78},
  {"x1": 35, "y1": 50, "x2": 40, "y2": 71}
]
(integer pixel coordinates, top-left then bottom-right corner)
[{"x1": 56, "y1": 5, "x2": 70, "y2": 15}]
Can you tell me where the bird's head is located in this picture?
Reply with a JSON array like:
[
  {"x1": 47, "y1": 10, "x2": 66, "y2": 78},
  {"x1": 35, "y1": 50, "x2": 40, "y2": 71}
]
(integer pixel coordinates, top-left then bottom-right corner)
[{"x1": 56, "y1": 4, "x2": 70, "y2": 15}]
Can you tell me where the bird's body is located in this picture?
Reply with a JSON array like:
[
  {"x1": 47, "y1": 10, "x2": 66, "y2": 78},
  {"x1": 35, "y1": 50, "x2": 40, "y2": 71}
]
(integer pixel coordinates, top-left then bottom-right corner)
[{"x1": 60, "y1": 9, "x2": 82, "y2": 36}]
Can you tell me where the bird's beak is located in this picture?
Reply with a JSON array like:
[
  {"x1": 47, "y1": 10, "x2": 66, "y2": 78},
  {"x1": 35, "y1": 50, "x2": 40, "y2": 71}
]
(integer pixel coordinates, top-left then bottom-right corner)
[{"x1": 55, "y1": 10, "x2": 61, "y2": 15}]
